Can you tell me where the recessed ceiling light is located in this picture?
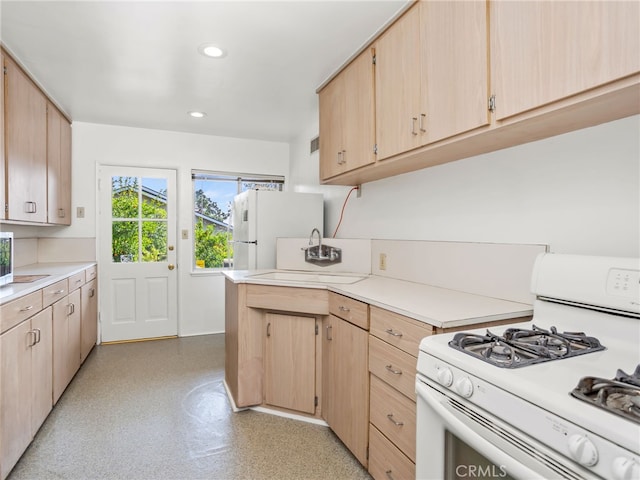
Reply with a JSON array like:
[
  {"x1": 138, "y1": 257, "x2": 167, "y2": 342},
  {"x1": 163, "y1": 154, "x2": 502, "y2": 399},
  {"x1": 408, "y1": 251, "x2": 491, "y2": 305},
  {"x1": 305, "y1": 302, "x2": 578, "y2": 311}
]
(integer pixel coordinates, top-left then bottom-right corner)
[
  {"x1": 198, "y1": 43, "x2": 227, "y2": 58},
  {"x1": 188, "y1": 111, "x2": 207, "y2": 118}
]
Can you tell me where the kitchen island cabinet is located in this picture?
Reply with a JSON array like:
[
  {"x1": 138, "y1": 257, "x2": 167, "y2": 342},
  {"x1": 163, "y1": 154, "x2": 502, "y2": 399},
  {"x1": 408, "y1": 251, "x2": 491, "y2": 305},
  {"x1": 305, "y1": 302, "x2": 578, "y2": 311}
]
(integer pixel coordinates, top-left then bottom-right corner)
[{"x1": 322, "y1": 293, "x2": 369, "y2": 467}]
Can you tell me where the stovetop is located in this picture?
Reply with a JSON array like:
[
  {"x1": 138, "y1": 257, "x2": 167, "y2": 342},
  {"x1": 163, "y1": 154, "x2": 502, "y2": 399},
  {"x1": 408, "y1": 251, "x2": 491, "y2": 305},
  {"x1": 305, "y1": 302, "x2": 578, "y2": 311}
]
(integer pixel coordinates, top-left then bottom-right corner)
[
  {"x1": 448, "y1": 324, "x2": 606, "y2": 368},
  {"x1": 572, "y1": 365, "x2": 640, "y2": 424}
]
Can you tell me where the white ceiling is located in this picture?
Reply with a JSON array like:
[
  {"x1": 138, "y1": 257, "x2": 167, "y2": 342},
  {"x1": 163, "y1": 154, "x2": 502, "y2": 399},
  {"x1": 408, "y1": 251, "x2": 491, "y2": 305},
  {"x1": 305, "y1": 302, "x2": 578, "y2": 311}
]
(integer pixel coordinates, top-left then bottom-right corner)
[{"x1": 1, "y1": 0, "x2": 408, "y2": 143}]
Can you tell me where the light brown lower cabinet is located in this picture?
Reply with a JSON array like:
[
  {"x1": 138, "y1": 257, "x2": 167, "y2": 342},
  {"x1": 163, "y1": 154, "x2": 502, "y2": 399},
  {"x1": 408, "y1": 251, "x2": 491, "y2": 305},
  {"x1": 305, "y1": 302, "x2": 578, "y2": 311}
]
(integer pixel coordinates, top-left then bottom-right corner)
[
  {"x1": 264, "y1": 312, "x2": 317, "y2": 414},
  {"x1": 52, "y1": 289, "x2": 81, "y2": 404},
  {"x1": 0, "y1": 307, "x2": 53, "y2": 480},
  {"x1": 368, "y1": 424, "x2": 415, "y2": 480},
  {"x1": 80, "y1": 279, "x2": 98, "y2": 363}
]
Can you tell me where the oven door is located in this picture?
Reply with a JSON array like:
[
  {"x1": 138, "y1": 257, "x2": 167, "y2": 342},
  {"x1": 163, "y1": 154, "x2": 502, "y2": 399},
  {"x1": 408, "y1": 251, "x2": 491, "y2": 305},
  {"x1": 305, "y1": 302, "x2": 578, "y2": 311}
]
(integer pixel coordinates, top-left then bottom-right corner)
[{"x1": 415, "y1": 375, "x2": 597, "y2": 480}]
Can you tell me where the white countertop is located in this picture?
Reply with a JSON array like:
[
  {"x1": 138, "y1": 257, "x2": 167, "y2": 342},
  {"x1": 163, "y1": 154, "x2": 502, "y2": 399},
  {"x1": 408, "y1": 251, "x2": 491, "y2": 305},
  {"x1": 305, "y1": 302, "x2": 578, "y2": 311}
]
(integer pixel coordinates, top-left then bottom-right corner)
[
  {"x1": 0, "y1": 262, "x2": 97, "y2": 305},
  {"x1": 224, "y1": 270, "x2": 533, "y2": 329}
]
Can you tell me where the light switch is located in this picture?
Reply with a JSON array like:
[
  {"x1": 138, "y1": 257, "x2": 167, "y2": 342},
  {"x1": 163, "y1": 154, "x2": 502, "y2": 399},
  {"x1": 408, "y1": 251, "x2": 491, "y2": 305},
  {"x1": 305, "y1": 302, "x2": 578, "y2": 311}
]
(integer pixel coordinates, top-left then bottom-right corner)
[
  {"x1": 181, "y1": 229, "x2": 189, "y2": 240},
  {"x1": 77, "y1": 207, "x2": 85, "y2": 218}
]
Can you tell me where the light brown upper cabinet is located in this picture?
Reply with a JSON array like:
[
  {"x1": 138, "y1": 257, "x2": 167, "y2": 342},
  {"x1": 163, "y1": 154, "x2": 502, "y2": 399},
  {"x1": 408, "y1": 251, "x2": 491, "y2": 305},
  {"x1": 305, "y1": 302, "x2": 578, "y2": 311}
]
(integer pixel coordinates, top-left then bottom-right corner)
[
  {"x1": 47, "y1": 103, "x2": 72, "y2": 225},
  {"x1": 4, "y1": 55, "x2": 48, "y2": 223},
  {"x1": 319, "y1": 49, "x2": 375, "y2": 180},
  {"x1": 491, "y1": 0, "x2": 640, "y2": 121},
  {"x1": 0, "y1": 52, "x2": 5, "y2": 220},
  {"x1": 375, "y1": 2, "x2": 489, "y2": 161}
]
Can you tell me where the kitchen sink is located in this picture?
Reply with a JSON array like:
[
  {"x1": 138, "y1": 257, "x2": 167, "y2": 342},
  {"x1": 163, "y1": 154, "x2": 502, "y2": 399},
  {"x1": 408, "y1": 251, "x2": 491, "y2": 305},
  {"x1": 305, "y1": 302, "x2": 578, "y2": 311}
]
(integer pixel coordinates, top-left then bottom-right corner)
[{"x1": 247, "y1": 271, "x2": 367, "y2": 284}]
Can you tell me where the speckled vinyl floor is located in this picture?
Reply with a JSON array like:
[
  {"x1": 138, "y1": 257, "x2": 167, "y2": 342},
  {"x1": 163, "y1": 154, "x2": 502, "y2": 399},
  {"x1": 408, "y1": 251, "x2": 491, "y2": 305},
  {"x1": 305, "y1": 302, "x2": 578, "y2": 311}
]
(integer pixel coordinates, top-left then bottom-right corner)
[{"x1": 8, "y1": 334, "x2": 371, "y2": 480}]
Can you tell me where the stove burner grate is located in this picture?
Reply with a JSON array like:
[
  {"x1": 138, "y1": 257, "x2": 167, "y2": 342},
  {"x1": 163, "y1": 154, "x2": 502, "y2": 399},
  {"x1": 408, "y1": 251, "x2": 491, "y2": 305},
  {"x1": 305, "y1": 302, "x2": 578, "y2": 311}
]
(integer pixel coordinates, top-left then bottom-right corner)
[
  {"x1": 448, "y1": 325, "x2": 605, "y2": 368},
  {"x1": 571, "y1": 365, "x2": 640, "y2": 424}
]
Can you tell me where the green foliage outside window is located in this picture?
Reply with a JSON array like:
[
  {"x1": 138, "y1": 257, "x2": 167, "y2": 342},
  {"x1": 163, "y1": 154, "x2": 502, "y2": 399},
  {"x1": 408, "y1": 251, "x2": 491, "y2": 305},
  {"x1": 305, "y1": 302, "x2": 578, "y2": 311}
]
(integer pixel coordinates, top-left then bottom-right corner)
[
  {"x1": 194, "y1": 219, "x2": 233, "y2": 268},
  {"x1": 112, "y1": 176, "x2": 168, "y2": 263}
]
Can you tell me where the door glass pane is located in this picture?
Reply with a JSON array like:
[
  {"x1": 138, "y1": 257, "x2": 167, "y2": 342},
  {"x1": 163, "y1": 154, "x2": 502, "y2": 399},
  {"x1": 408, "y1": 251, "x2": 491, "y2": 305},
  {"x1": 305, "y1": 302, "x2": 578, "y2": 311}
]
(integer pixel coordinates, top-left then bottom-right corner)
[
  {"x1": 445, "y1": 430, "x2": 515, "y2": 480},
  {"x1": 112, "y1": 221, "x2": 139, "y2": 262},
  {"x1": 112, "y1": 176, "x2": 139, "y2": 218},
  {"x1": 141, "y1": 177, "x2": 167, "y2": 219},
  {"x1": 142, "y1": 221, "x2": 167, "y2": 262}
]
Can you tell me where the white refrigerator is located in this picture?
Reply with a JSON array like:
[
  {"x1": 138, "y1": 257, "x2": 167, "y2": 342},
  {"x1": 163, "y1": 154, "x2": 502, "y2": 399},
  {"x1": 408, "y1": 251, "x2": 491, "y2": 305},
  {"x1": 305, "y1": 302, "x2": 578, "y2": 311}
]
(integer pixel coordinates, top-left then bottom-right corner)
[{"x1": 232, "y1": 190, "x2": 324, "y2": 270}]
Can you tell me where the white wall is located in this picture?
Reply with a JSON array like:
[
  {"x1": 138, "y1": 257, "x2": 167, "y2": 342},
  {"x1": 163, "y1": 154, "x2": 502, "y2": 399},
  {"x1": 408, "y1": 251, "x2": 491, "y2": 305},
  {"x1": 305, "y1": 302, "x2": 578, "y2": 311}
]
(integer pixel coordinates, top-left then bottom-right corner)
[
  {"x1": 290, "y1": 114, "x2": 640, "y2": 258},
  {"x1": 47, "y1": 122, "x2": 289, "y2": 336}
]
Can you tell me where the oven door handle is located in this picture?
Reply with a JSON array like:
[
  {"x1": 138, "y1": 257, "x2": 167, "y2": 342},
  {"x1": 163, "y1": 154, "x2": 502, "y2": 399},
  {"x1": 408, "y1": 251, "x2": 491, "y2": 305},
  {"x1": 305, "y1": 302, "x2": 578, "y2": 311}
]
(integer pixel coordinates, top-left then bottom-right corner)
[{"x1": 415, "y1": 380, "x2": 547, "y2": 480}]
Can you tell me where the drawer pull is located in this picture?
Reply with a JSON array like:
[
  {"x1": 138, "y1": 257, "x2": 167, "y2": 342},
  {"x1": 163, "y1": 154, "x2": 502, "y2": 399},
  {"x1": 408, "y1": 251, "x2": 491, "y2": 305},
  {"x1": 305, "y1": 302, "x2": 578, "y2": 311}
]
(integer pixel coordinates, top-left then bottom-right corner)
[
  {"x1": 385, "y1": 364, "x2": 402, "y2": 375},
  {"x1": 386, "y1": 413, "x2": 404, "y2": 426},
  {"x1": 385, "y1": 470, "x2": 394, "y2": 480},
  {"x1": 75, "y1": 279, "x2": 82, "y2": 284},
  {"x1": 53, "y1": 289, "x2": 65, "y2": 295},
  {"x1": 266, "y1": 322, "x2": 271, "y2": 337},
  {"x1": 20, "y1": 305, "x2": 34, "y2": 312},
  {"x1": 385, "y1": 328, "x2": 403, "y2": 337},
  {"x1": 338, "y1": 305, "x2": 350, "y2": 312},
  {"x1": 326, "y1": 325, "x2": 333, "y2": 341}
]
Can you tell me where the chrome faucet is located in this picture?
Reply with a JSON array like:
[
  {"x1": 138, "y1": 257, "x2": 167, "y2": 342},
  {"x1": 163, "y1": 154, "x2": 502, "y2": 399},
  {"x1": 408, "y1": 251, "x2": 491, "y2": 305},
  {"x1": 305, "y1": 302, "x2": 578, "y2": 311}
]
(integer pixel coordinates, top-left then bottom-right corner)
[{"x1": 309, "y1": 228, "x2": 322, "y2": 250}]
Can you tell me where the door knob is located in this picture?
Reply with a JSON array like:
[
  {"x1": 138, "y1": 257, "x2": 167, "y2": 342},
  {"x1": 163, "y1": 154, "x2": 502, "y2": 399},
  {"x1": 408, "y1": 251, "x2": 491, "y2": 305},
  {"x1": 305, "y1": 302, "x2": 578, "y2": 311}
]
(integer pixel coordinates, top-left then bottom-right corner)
[{"x1": 168, "y1": 264, "x2": 175, "y2": 270}]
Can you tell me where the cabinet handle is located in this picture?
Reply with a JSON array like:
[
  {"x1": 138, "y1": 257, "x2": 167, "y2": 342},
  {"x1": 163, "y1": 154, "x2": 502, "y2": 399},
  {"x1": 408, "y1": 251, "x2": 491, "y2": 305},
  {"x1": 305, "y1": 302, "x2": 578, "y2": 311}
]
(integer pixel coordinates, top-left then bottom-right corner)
[
  {"x1": 68, "y1": 303, "x2": 75, "y2": 315},
  {"x1": 336, "y1": 151, "x2": 342, "y2": 165},
  {"x1": 34, "y1": 328, "x2": 41, "y2": 344},
  {"x1": 58, "y1": 208, "x2": 66, "y2": 218},
  {"x1": 385, "y1": 328, "x2": 403, "y2": 337},
  {"x1": 338, "y1": 305, "x2": 350, "y2": 312},
  {"x1": 385, "y1": 364, "x2": 402, "y2": 375},
  {"x1": 419, "y1": 113, "x2": 426, "y2": 133},
  {"x1": 89, "y1": 288, "x2": 96, "y2": 298},
  {"x1": 25, "y1": 201, "x2": 37, "y2": 213},
  {"x1": 20, "y1": 305, "x2": 34, "y2": 312},
  {"x1": 386, "y1": 413, "x2": 404, "y2": 426},
  {"x1": 266, "y1": 322, "x2": 271, "y2": 337},
  {"x1": 28, "y1": 330, "x2": 37, "y2": 347},
  {"x1": 53, "y1": 289, "x2": 65, "y2": 295},
  {"x1": 340, "y1": 150, "x2": 346, "y2": 164},
  {"x1": 411, "y1": 117, "x2": 418, "y2": 136},
  {"x1": 337, "y1": 150, "x2": 346, "y2": 165},
  {"x1": 385, "y1": 470, "x2": 394, "y2": 480},
  {"x1": 326, "y1": 325, "x2": 333, "y2": 341}
]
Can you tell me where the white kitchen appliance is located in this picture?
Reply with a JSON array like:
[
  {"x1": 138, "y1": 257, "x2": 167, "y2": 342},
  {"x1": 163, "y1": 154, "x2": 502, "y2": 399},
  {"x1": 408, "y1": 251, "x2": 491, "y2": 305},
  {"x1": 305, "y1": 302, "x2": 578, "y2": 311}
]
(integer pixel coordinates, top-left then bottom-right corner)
[
  {"x1": 232, "y1": 190, "x2": 323, "y2": 270},
  {"x1": 416, "y1": 253, "x2": 640, "y2": 480}
]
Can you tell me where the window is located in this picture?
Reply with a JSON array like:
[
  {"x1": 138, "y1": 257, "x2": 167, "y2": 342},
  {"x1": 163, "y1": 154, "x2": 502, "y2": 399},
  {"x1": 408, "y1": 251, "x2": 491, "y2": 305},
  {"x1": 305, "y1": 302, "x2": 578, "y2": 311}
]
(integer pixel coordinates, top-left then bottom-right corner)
[
  {"x1": 111, "y1": 176, "x2": 168, "y2": 263},
  {"x1": 192, "y1": 171, "x2": 284, "y2": 270}
]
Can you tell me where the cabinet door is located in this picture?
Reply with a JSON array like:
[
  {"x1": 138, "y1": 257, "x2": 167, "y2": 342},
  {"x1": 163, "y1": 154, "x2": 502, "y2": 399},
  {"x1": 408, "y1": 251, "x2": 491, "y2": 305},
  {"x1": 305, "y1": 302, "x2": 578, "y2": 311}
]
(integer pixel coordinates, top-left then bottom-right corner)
[
  {"x1": 0, "y1": 321, "x2": 32, "y2": 480},
  {"x1": 52, "y1": 291, "x2": 80, "y2": 404},
  {"x1": 491, "y1": 1, "x2": 640, "y2": 121},
  {"x1": 47, "y1": 104, "x2": 72, "y2": 225},
  {"x1": 5, "y1": 56, "x2": 47, "y2": 222},
  {"x1": 80, "y1": 279, "x2": 98, "y2": 363},
  {"x1": 321, "y1": 315, "x2": 335, "y2": 426},
  {"x1": 319, "y1": 73, "x2": 344, "y2": 180},
  {"x1": 264, "y1": 313, "x2": 316, "y2": 414},
  {"x1": 328, "y1": 316, "x2": 369, "y2": 467},
  {"x1": 420, "y1": 0, "x2": 489, "y2": 143},
  {"x1": 375, "y1": 5, "x2": 423, "y2": 160},
  {"x1": 30, "y1": 307, "x2": 53, "y2": 436}
]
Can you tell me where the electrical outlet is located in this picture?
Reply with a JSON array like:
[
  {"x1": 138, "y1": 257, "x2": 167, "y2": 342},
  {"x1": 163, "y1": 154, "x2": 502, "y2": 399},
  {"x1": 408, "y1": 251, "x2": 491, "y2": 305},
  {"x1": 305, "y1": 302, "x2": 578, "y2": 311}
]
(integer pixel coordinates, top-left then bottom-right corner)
[
  {"x1": 181, "y1": 229, "x2": 189, "y2": 240},
  {"x1": 76, "y1": 207, "x2": 85, "y2": 218},
  {"x1": 379, "y1": 253, "x2": 387, "y2": 270},
  {"x1": 356, "y1": 185, "x2": 362, "y2": 198}
]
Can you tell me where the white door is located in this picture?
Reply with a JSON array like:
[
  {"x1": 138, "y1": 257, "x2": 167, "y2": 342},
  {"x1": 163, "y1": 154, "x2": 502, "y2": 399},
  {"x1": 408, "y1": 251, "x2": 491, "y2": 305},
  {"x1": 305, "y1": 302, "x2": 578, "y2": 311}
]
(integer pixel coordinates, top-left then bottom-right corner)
[{"x1": 98, "y1": 166, "x2": 177, "y2": 342}]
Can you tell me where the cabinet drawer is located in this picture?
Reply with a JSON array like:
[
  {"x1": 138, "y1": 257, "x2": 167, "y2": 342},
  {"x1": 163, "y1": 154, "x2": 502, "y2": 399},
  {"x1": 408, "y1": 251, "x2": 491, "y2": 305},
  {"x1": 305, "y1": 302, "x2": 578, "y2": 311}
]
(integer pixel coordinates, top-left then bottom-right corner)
[
  {"x1": 85, "y1": 265, "x2": 97, "y2": 282},
  {"x1": 370, "y1": 306, "x2": 433, "y2": 357},
  {"x1": 370, "y1": 374, "x2": 416, "y2": 462},
  {"x1": 368, "y1": 424, "x2": 415, "y2": 480},
  {"x1": 43, "y1": 279, "x2": 68, "y2": 307},
  {"x1": 68, "y1": 271, "x2": 85, "y2": 292},
  {"x1": 246, "y1": 285, "x2": 328, "y2": 315},
  {"x1": 0, "y1": 291, "x2": 43, "y2": 333},
  {"x1": 369, "y1": 335, "x2": 417, "y2": 401},
  {"x1": 329, "y1": 292, "x2": 369, "y2": 330}
]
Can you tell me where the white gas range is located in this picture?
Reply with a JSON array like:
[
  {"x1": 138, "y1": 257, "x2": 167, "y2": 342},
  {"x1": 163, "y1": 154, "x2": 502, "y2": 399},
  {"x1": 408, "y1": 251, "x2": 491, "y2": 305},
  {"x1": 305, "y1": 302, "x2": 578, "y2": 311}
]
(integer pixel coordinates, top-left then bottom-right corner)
[{"x1": 416, "y1": 253, "x2": 640, "y2": 480}]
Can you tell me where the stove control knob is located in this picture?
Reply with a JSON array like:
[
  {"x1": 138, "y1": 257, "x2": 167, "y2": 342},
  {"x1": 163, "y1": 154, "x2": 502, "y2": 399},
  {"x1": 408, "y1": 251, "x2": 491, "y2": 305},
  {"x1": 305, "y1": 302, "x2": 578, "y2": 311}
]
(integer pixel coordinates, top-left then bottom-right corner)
[
  {"x1": 568, "y1": 434, "x2": 598, "y2": 467},
  {"x1": 436, "y1": 367, "x2": 454, "y2": 387},
  {"x1": 455, "y1": 377, "x2": 474, "y2": 398},
  {"x1": 611, "y1": 457, "x2": 640, "y2": 480}
]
